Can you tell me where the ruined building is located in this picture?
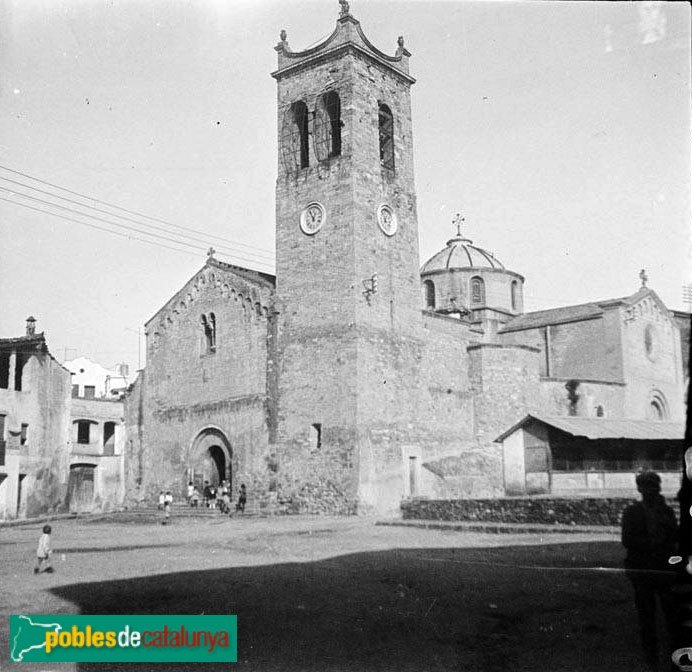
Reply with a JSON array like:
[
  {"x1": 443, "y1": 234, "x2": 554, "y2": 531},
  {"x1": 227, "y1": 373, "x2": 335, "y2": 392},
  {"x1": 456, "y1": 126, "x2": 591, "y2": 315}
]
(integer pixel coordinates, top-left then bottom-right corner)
[
  {"x1": 123, "y1": 6, "x2": 687, "y2": 514},
  {"x1": 0, "y1": 318, "x2": 126, "y2": 519}
]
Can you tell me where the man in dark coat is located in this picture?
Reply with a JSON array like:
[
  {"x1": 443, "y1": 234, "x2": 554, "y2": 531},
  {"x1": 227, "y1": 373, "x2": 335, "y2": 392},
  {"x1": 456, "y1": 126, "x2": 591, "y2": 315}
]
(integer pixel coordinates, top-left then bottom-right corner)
[{"x1": 622, "y1": 470, "x2": 678, "y2": 671}]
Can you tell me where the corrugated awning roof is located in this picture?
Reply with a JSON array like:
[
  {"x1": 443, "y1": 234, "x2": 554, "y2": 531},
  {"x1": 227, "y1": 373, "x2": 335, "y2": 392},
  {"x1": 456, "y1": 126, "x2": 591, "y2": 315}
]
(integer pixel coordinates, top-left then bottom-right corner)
[{"x1": 495, "y1": 414, "x2": 685, "y2": 443}]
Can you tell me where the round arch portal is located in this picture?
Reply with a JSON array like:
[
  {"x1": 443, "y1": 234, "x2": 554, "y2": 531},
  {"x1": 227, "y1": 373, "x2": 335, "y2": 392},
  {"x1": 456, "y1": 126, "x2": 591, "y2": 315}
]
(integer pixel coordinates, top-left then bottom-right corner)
[{"x1": 188, "y1": 428, "x2": 233, "y2": 492}]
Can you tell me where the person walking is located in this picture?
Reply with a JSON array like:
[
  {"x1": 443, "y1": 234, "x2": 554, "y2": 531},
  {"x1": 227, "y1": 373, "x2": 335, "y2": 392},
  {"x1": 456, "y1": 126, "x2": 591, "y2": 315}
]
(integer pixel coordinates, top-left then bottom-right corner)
[
  {"x1": 34, "y1": 525, "x2": 54, "y2": 574},
  {"x1": 622, "y1": 470, "x2": 678, "y2": 671}
]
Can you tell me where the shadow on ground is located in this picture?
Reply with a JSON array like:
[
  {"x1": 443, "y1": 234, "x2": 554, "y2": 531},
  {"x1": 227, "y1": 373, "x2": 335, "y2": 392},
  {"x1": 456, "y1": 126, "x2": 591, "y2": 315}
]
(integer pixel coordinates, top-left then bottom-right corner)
[
  {"x1": 50, "y1": 541, "x2": 645, "y2": 672},
  {"x1": 54, "y1": 545, "x2": 176, "y2": 554}
]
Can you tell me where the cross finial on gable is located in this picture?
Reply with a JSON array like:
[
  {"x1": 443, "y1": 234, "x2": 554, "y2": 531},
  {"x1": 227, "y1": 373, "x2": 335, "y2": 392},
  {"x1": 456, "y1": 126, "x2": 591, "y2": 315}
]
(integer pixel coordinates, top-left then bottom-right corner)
[
  {"x1": 338, "y1": 0, "x2": 350, "y2": 18},
  {"x1": 207, "y1": 247, "x2": 216, "y2": 259},
  {"x1": 639, "y1": 268, "x2": 648, "y2": 288}
]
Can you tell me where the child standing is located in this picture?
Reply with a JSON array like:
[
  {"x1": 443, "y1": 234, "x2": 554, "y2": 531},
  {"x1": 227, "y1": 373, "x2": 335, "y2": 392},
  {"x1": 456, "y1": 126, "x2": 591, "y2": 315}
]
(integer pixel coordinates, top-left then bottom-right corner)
[
  {"x1": 236, "y1": 484, "x2": 247, "y2": 513},
  {"x1": 162, "y1": 491, "x2": 173, "y2": 524},
  {"x1": 34, "y1": 525, "x2": 54, "y2": 574}
]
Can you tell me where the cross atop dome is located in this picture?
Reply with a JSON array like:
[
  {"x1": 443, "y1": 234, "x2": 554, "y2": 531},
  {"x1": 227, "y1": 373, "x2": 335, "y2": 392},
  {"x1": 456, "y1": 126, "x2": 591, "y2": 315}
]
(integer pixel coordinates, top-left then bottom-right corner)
[
  {"x1": 448, "y1": 211, "x2": 473, "y2": 246},
  {"x1": 452, "y1": 212, "x2": 465, "y2": 238}
]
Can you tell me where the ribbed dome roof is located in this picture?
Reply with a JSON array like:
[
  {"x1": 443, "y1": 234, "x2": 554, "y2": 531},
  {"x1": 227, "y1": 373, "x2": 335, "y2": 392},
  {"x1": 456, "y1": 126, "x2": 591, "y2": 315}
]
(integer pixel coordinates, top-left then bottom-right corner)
[{"x1": 421, "y1": 232, "x2": 505, "y2": 274}]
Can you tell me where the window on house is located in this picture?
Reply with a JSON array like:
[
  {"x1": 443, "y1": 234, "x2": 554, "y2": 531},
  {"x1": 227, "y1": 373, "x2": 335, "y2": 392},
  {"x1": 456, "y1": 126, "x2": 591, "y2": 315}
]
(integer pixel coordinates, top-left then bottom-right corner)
[
  {"x1": 103, "y1": 422, "x2": 115, "y2": 456},
  {"x1": 84, "y1": 385, "x2": 96, "y2": 399},
  {"x1": 511, "y1": 281, "x2": 519, "y2": 311},
  {"x1": 0, "y1": 352, "x2": 9, "y2": 389},
  {"x1": 378, "y1": 103, "x2": 395, "y2": 170},
  {"x1": 0, "y1": 415, "x2": 6, "y2": 465},
  {"x1": 20, "y1": 423, "x2": 28, "y2": 446},
  {"x1": 310, "y1": 423, "x2": 322, "y2": 451},
  {"x1": 14, "y1": 352, "x2": 26, "y2": 391},
  {"x1": 408, "y1": 456, "x2": 418, "y2": 496},
  {"x1": 293, "y1": 101, "x2": 310, "y2": 169},
  {"x1": 72, "y1": 384, "x2": 80, "y2": 398},
  {"x1": 596, "y1": 405, "x2": 605, "y2": 418},
  {"x1": 423, "y1": 280, "x2": 435, "y2": 309},
  {"x1": 471, "y1": 277, "x2": 485, "y2": 304},
  {"x1": 77, "y1": 420, "x2": 91, "y2": 445}
]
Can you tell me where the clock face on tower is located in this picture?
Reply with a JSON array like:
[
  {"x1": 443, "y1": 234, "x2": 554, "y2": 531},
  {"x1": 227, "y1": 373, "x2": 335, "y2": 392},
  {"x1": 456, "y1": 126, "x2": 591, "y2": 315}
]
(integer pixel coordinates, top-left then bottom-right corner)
[
  {"x1": 300, "y1": 202, "x2": 326, "y2": 235},
  {"x1": 377, "y1": 204, "x2": 398, "y2": 236}
]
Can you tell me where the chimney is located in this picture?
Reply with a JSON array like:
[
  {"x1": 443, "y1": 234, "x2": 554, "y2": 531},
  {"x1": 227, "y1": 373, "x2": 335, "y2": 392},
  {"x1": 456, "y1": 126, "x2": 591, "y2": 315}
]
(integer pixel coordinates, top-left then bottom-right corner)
[{"x1": 26, "y1": 316, "x2": 36, "y2": 337}]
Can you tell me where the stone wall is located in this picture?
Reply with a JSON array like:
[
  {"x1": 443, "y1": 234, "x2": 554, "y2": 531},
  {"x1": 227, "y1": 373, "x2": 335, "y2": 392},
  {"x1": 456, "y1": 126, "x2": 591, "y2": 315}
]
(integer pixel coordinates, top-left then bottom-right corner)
[
  {"x1": 272, "y1": 28, "x2": 425, "y2": 516},
  {"x1": 537, "y1": 378, "x2": 626, "y2": 418},
  {"x1": 620, "y1": 298, "x2": 685, "y2": 421},
  {"x1": 401, "y1": 497, "x2": 664, "y2": 527},
  {"x1": 0, "y1": 349, "x2": 72, "y2": 519},
  {"x1": 24, "y1": 353, "x2": 72, "y2": 517}
]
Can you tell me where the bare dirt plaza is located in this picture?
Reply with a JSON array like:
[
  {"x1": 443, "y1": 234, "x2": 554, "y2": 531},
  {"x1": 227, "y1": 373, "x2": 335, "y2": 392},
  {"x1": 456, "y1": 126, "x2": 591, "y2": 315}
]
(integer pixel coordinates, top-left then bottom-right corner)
[{"x1": 0, "y1": 512, "x2": 656, "y2": 671}]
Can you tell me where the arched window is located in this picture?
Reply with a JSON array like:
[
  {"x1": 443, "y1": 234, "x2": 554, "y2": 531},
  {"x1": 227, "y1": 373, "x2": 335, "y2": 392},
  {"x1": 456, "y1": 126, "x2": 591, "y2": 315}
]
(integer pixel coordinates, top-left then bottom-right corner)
[
  {"x1": 103, "y1": 422, "x2": 116, "y2": 455},
  {"x1": 378, "y1": 103, "x2": 394, "y2": 171},
  {"x1": 73, "y1": 419, "x2": 96, "y2": 445},
  {"x1": 647, "y1": 392, "x2": 668, "y2": 421},
  {"x1": 471, "y1": 276, "x2": 485, "y2": 304},
  {"x1": 314, "y1": 91, "x2": 342, "y2": 161},
  {"x1": 423, "y1": 280, "x2": 435, "y2": 309},
  {"x1": 293, "y1": 101, "x2": 310, "y2": 169},
  {"x1": 595, "y1": 405, "x2": 605, "y2": 418},
  {"x1": 511, "y1": 280, "x2": 519, "y2": 311},
  {"x1": 201, "y1": 313, "x2": 216, "y2": 354}
]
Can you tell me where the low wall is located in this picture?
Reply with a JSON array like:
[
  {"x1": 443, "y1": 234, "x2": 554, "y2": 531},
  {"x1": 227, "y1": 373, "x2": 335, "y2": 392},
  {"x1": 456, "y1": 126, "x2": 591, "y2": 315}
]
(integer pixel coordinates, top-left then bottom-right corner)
[{"x1": 400, "y1": 497, "x2": 678, "y2": 526}]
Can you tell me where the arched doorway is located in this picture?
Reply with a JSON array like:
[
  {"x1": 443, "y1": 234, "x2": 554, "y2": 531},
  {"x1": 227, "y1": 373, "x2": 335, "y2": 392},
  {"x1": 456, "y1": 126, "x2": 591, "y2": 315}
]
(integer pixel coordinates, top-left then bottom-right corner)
[{"x1": 188, "y1": 428, "x2": 232, "y2": 494}]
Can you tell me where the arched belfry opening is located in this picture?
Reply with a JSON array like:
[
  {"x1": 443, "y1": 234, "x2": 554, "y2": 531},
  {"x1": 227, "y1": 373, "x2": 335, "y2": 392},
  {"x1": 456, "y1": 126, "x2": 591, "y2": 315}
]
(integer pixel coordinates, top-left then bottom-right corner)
[{"x1": 188, "y1": 428, "x2": 233, "y2": 492}]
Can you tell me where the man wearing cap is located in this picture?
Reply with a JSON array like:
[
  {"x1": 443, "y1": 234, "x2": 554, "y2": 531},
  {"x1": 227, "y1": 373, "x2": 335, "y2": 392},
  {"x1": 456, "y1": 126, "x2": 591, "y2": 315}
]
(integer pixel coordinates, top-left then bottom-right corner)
[{"x1": 622, "y1": 470, "x2": 678, "y2": 671}]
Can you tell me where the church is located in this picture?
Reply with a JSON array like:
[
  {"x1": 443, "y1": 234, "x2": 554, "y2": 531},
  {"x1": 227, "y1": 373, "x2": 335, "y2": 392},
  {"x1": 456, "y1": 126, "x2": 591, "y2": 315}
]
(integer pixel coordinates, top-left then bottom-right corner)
[{"x1": 122, "y1": 5, "x2": 688, "y2": 515}]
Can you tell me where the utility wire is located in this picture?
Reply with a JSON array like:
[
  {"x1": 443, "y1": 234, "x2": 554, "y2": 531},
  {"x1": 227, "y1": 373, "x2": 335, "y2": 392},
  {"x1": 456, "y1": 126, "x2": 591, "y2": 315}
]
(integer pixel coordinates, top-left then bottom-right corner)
[
  {"x1": 1, "y1": 188, "x2": 275, "y2": 270},
  {"x1": 0, "y1": 196, "x2": 200, "y2": 259},
  {"x1": 0, "y1": 164, "x2": 275, "y2": 257},
  {"x1": 0, "y1": 174, "x2": 275, "y2": 264}
]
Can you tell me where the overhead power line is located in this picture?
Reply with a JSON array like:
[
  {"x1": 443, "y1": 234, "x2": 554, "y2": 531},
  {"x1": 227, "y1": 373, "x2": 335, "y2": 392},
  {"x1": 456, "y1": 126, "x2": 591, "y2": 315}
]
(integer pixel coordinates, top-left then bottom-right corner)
[
  {"x1": 1, "y1": 188, "x2": 275, "y2": 270},
  {"x1": 0, "y1": 174, "x2": 275, "y2": 264},
  {"x1": 0, "y1": 196, "x2": 201, "y2": 259},
  {"x1": 0, "y1": 164, "x2": 276, "y2": 257}
]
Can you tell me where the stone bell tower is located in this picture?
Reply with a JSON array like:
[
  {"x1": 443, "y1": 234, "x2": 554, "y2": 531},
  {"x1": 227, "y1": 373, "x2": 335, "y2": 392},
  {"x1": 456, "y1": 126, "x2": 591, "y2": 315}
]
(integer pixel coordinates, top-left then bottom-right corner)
[{"x1": 272, "y1": 3, "x2": 424, "y2": 514}]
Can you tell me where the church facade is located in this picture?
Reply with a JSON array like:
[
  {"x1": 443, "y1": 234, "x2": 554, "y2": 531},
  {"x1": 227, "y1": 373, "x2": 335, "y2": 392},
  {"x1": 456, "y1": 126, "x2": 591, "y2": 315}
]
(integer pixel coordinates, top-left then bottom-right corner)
[{"x1": 123, "y1": 7, "x2": 688, "y2": 515}]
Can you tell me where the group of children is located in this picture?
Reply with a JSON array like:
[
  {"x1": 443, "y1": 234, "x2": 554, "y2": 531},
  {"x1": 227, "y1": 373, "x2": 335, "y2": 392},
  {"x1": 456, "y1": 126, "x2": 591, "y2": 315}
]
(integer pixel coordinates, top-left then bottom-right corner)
[
  {"x1": 33, "y1": 481, "x2": 250, "y2": 574},
  {"x1": 191, "y1": 481, "x2": 247, "y2": 514}
]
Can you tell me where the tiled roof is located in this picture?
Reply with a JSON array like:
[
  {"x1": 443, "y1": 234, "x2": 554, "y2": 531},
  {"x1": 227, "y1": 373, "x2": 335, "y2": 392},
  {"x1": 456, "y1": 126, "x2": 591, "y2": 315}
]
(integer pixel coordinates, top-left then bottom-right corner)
[
  {"x1": 501, "y1": 288, "x2": 669, "y2": 334},
  {"x1": 495, "y1": 414, "x2": 685, "y2": 443},
  {"x1": 208, "y1": 258, "x2": 275, "y2": 287},
  {"x1": 0, "y1": 333, "x2": 48, "y2": 352},
  {"x1": 500, "y1": 302, "x2": 604, "y2": 332}
]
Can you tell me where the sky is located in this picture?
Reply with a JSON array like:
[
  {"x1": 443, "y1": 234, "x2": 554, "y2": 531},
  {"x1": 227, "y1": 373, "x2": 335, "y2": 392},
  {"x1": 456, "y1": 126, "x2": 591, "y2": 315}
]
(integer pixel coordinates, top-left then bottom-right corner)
[{"x1": 0, "y1": 0, "x2": 690, "y2": 371}]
